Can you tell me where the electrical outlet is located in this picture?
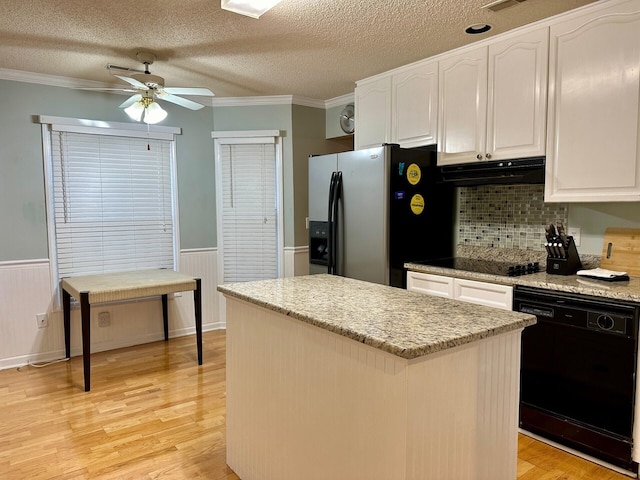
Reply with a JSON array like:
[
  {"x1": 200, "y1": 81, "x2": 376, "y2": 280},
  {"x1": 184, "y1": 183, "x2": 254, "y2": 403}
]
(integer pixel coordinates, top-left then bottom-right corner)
[
  {"x1": 98, "y1": 311, "x2": 111, "y2": 327},
  {"x1": 36, "y1": 313, "x2": 48, "y2": 328},
  {"x1": 568, "y1": 226, "x2": 581, "y2": 247}
]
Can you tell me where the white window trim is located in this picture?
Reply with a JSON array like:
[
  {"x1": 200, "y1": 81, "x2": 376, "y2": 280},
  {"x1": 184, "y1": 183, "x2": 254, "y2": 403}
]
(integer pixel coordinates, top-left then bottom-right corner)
[
  {"x1": 40, "y1": 115, "x2": 182, "y2": 302},
  {"x1": 38, "y1": 115, "x2": 181, "y2": 138},
  {"x1": 212, "y1": 130, "x2": 284, "y2": 286}
]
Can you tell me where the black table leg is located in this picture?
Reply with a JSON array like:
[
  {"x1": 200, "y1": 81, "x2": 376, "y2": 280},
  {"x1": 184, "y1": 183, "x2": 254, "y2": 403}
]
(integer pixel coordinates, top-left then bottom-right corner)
[
  {"x1": 80, "y1": 291, "x2": 91, "y2": 392},
  {"x1": 62, "y1": 288, "x2": 71, "y2": 359},
  {"x1": 162, "y1": 294, "x2": 169, "y2": 341},
  {"x1": 194, "y1": 278, "x2": 202, "y2": 365}
]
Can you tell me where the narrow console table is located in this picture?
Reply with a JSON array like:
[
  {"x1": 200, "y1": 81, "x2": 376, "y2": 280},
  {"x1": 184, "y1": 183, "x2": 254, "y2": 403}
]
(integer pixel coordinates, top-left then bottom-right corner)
[{"x1": 61, "y1": 269, "x2": 202, "y2": 391}]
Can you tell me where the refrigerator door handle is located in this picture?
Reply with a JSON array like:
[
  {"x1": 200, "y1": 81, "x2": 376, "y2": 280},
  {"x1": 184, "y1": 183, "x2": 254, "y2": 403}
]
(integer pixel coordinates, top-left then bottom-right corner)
[
  {"x1": 327, "y1": 172, "x2": 337, "y2": 274},
  {"x1": 332, "y1": 171, "x2": 343, "y2": 276}
]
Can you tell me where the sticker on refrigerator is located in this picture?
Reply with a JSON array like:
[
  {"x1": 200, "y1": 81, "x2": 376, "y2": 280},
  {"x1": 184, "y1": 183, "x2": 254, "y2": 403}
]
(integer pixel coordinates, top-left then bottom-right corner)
[
  {"x1": 398, "y1": 162, "x2": 405, "y2": 176},
  {"x1": 395, "y1": 191, "x2": 405, "y2": 200},
  {"x1": 406, "y1": 163, "x2": 421, "y2": 185},
  {"x1": 410, "y1": 193, "x2": 425, "y2": 215}
]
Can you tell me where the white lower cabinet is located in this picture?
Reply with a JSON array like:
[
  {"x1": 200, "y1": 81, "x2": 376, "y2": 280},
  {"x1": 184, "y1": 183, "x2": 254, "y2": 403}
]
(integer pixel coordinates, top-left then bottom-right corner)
[
  {"x1": 407, "y1": 271, "x2": 513, "y2": 311},
  {"x1": 406, "y1": 271, "x2": 455, "y2": 298}
]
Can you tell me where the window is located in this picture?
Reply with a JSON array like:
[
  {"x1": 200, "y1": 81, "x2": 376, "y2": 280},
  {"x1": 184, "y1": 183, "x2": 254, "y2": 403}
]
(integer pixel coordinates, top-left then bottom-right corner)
[
  {"x1": 40, "y1": 116, "x2": 181, "y2": 289},
  {"x1": 213, "y1": 131, "x2": 283, "y2": 284}
]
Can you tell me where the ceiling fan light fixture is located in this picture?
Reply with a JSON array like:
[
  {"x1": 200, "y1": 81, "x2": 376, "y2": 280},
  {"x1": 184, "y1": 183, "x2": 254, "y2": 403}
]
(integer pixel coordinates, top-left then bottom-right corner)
[
  {"x1": 221, "y1": 0, "x2": 282, "y2": 19},
  {"x1": 124, "y1": 96, "x2": 167, "y2": 124},
  {"x1": 143, "y1": 101, "x2": 168, "y2": 124},
  {"x1": 124, "y1": 101, "x2": 145, "y2": 122}
]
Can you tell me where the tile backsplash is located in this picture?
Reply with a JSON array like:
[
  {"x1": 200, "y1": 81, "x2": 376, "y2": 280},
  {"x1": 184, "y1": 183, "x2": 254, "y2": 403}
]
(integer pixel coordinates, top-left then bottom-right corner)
[{"x1": 457, "y1": 185, "x2": 568, "y2": 251}]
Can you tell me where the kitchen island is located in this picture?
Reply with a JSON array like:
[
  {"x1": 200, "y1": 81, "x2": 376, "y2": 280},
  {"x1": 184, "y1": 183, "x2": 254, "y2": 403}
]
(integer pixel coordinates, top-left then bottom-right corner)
[{"x1": 218, "y1": 275, "x2": 536, "y2": 480}]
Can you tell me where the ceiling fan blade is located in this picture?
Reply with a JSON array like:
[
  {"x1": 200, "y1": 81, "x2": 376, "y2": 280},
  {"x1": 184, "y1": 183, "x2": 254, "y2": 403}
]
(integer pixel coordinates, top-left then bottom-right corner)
[
  {"x1": 114, "y1": 75, "x2": 149, "y2": 90},
  {"x1": 156, "y1": 92, "x2": 206, "y2": 110},
  {"x1": 77, "y1": 87, "x2": 140, "y2": 93},
  {"x1": 163, "y1": 87, "x2": 215, "y2": 97},
  {"x1": 119, "y1": 94, "x2": 143, "y2": 109}
]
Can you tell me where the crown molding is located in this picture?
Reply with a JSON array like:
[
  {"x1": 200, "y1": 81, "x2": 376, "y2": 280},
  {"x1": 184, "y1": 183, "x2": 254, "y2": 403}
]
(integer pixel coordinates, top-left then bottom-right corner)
[
  {"x1": 211, "y1": 95, "x2": 327, "y2": 108},
  {"x1": 0, "y1": 67, "x2": 354, "y2": 110},
  {"x1": 210, "y1": 93, "x2": 354, "y2": 109},
  {"x1": 325, "y1": 92, "x2": 354, "y2": 109}
]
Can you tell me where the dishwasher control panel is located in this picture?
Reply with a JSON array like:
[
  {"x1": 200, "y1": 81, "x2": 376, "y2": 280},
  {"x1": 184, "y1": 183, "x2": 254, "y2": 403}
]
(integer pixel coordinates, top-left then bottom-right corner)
[{"x1": 586, "y1": 311, "x2": 629, "y2": 335}]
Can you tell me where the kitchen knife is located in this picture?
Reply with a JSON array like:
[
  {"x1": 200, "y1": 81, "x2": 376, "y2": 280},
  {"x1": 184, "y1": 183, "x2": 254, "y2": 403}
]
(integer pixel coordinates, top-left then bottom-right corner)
[
  {"x1": 548, "y1": 224, "x2": 561, "y2": 256},
  {"x1": 556, "y1": 241, "x2": 566, "y2": 258},
  {"x1": 556, "y1": 221, "x2": 568, "y2": 247},
  {"x1": 545, "y1": 242, "x2": 556, "y2": 258},
  {"x1": 544, "y1": 224, "x2": 553, "y2": 243}
]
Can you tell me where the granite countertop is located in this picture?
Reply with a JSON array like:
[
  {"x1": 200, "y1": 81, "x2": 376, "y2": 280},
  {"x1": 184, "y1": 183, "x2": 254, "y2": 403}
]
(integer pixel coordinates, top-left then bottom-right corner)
[
  {"x1": 218, "y1": 274, "x2": 536, "y2": 360},
  {"x1": 405, "y1": 246, "x2": 640, "y2": 303}
]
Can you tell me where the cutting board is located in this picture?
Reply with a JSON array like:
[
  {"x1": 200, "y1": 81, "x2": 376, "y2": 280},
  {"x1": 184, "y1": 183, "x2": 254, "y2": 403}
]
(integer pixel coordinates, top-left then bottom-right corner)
[{"x1": 600, "y1": 228, "x2": 640, "y2": 276}]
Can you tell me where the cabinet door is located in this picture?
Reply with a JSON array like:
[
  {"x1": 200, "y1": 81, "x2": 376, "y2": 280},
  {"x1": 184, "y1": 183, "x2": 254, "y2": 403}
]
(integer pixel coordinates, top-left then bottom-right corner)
[
  {"x1": 487, "y1": 28, "x2": 548, "y2": 161},
  {"x1": 392, "y1": 61, "x2": 438, "y2": 148},
  {"x1": 406, "y1": 271, "x2": 454, "y2": 298},
  {"x1": 545, "y1": 0, "x2": 640, "y2": 202},
  {"x1": 437, "y1": 46, "x2": 488, "y2": 166},
  {"x1": 354, "y1": 76, "x2": 392, "y2": 150},
  {"x1": 453, "y1": 279, "x2": 513, "y2": 311}
]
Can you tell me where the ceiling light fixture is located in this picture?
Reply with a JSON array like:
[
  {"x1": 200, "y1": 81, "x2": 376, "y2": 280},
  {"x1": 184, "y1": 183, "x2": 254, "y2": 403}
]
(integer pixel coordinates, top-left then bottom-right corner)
[
  {"x1": 221, "y1": 0, "x2": 282, "y2": 19},
  {"x1": 465, "y1": 23, "x2": 492, "y2": 34},
  {"x1": 124, "y1": 93, "x2": 167, "y2": 124}
]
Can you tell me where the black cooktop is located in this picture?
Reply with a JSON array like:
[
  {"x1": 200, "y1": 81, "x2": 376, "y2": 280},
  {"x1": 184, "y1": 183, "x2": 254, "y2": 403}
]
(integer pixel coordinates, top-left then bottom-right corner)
[{"x1": 412, "y1": 257, "x2": 540, "y2": 277}]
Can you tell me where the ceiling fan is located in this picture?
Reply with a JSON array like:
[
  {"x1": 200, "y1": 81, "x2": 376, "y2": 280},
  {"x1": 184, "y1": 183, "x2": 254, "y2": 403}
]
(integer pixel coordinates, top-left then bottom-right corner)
[{"x1": 96, "y1": 52, "x2": 215, "y2": 124}]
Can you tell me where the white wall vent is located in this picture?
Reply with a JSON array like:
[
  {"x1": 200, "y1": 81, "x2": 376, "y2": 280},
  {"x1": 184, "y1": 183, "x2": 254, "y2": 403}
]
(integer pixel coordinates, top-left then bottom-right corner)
[{"x1": 482, "y1": 0, "x2": 527, "y2": 13}]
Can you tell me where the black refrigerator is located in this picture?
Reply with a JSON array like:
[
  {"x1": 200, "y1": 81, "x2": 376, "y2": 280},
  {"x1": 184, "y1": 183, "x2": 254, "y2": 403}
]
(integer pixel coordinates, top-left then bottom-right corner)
[{"x1": 308, "y1": 144, "x2": 455, "y2": 288}]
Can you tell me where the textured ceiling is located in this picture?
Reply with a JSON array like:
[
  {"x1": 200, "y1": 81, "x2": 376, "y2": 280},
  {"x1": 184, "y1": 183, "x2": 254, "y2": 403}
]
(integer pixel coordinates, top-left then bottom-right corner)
[{"x1": 0, "y1": 0, "x2": 599, "y2": 100}]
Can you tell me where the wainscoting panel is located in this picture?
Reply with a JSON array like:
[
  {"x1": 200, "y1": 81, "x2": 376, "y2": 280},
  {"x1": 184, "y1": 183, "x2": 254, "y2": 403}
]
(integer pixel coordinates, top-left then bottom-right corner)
[
  {"x1": 226, "y1": 298, "x2": 408, "y2": 480},
  {"x1": 283, "y1": 246, "x2": 309, "y2": 277},
  {"x1": 0, "y1": 260, "x2": 57, "y2": 368},
  {"x1": 0, "y1": 249, "x2": 220, "y2": 370},
  {"x1": 226, "y1": 296, "x2": 522, "y2": 480},
  {"x1": 405, "y1": 330, "x2": 521, "y2": 480}
]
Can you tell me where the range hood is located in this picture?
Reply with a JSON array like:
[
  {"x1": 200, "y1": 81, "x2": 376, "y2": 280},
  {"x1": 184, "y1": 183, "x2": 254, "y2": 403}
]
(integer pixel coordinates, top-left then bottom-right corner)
[{"x1": 439, "y1": 157, "x2": 545, "y2": 186}]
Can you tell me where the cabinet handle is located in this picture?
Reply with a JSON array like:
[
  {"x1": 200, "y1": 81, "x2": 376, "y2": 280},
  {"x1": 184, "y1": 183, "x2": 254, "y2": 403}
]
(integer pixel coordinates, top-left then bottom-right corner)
[
  {"x1": 486, "y1": 153, "x2": 492, "y2": 159},
  {"x1": 476, "y1": 153, "x2": 483, "y2": 160}
]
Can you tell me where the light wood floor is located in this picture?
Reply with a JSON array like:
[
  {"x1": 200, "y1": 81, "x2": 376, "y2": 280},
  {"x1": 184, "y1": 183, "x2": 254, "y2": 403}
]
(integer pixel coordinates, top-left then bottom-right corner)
[{"x1": 0, "y1": 330, "x2": 632, "y2": 479}]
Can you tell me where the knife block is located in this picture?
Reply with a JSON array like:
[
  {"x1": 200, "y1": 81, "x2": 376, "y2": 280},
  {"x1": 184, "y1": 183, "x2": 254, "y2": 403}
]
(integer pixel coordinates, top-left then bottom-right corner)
[{"x1": 546, "y1": 236, "x2": 583, "y2": 275}]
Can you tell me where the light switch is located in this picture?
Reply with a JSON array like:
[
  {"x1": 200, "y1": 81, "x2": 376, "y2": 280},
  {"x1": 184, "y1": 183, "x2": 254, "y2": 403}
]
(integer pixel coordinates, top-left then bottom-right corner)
[{"x1": 568, "y1": 227, "x2": 581, "y2": 246}]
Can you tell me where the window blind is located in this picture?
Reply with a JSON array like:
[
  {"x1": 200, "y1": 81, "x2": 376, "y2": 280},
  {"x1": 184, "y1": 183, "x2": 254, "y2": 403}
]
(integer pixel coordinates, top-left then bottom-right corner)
[
  {"x1": 50, "y1": 131, "x2": 175, "y2": 278},
  {"x1": 220, "y1": 143, "x2": 278, "y2": 282}
]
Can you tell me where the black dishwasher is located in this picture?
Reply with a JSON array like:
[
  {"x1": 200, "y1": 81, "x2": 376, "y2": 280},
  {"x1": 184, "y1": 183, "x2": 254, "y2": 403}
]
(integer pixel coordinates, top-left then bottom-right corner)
[{"x1": 514, "y1": 286, "x2": 640, "y2": 471}]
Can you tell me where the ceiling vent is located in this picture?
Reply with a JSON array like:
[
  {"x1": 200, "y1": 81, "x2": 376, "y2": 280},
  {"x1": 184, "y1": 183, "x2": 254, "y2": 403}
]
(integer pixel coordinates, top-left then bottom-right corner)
[{"x1": 482, "y1": 0, "x2": 527, "y2": 12}]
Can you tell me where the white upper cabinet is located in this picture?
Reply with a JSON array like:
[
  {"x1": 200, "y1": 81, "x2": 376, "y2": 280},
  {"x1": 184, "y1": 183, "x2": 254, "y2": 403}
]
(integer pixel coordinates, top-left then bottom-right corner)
[
  {"x1": 438, "y1": 28, "x2": 548, "y2": 166},
  {"x1": 437, "y1": 46, "x2": 488, "y2": 166},
  {"x1": 391, "y1": 60, "x2": 438, "y2": 148},
  {"x1": 545, "y1": 0, "x2": 640, "y2": 202},
  {"x1": 354, "y1": 76, "x2": 392, "y2": 150},
  {"x1": 356, "y1": 61, "x2": 438, "y2": 150},
  {"x1": 487, "y1": 29, "x2": 548, "y2": 162}
]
